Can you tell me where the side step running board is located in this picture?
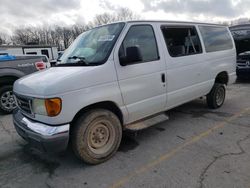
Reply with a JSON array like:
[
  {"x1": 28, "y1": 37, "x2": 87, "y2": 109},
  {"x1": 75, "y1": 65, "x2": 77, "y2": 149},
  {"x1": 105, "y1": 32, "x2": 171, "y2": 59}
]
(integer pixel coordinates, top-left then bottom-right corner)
[{"x1": 125, "y1": 113, "x2": 169, "y2": 131}]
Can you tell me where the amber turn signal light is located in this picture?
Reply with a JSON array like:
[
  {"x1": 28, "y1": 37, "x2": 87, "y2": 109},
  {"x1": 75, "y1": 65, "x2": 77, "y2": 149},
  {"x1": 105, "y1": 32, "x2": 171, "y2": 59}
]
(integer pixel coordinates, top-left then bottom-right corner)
[{"x1": 45, "y1": 98, "x2": 62, "y2": 117}]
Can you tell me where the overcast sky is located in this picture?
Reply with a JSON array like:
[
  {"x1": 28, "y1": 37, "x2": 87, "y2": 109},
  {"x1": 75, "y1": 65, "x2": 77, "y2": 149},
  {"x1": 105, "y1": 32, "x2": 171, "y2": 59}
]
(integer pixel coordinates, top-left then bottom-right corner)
[{"x1": 1, "y1": 0, "x2": 250, "y2": 35}]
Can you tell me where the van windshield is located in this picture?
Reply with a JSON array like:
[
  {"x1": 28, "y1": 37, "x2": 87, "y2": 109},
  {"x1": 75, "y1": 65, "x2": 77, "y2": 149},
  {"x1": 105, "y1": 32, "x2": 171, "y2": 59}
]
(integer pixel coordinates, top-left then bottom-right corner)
[{"x1": 58, "y1": 22, "x2": 125, "y2": 66}]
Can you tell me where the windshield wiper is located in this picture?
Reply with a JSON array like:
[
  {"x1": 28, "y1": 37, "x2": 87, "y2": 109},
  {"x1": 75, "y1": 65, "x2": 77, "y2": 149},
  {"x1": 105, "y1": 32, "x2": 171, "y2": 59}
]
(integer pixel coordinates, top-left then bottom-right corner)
[
  {"x1": 68, "y1": 56, "x2": 89, "y2": 65},
  {"x1": 56, "y1": 61, "x2": 91, "y2": 67},
  {"x1": 68, "y1": 56, "x2": 86, "y2": 60},
  {"x1": 56, "y1": 56, "x2": 89, "y2": 67},
  {"x1": 56, "y1": 56, "x2": 101, "y2": 66}
]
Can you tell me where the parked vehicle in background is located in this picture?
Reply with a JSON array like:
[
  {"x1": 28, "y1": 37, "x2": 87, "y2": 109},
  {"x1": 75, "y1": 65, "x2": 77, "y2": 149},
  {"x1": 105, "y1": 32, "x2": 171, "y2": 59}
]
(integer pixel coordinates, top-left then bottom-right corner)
[
  {"x1": 50, "y1": 51, "x2": 65, "y2": 67},
  {"x1": 13, "y1": 21, "x2": 236, "y2": 164},
  {"x1": 58, "y1": 51, "x2": 64, "y2": 59},
  {"x1": 236, "y1": 51, "x2": 250, "y2": 79},
  {"x1": 0, "y1": 55, "x2": 50, "y2": 113},
  {"x1": 230, "y1": 24, "x2": 250, "y2": 79},
  {"x1": 0, "y1": 45, "x2": 58, "y2": 61}
]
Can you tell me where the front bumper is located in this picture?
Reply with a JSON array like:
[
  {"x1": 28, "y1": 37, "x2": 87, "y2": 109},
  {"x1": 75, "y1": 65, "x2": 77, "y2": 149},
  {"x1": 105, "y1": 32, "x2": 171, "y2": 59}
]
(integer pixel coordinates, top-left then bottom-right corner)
[
  {"x1": 13, "y1": 109, "x2": 70, "y2": 152},
  {"x1": 236, "y1": 67, "x2": 250, "y2": 78}
]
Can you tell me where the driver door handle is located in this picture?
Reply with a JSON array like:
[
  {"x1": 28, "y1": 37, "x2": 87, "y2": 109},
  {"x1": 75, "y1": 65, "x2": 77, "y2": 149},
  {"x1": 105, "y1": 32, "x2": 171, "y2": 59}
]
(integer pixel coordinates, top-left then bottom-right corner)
[{"x1": 161, "y1": 73, "x2": 166, "y2": 83}]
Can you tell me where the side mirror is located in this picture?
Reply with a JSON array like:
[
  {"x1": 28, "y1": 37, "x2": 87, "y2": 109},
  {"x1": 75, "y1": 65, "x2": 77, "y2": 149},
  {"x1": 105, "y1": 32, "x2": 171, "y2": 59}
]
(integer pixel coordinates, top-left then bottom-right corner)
[{"x1": 120, "y1": 46, "x2": 142, "y2": 66}]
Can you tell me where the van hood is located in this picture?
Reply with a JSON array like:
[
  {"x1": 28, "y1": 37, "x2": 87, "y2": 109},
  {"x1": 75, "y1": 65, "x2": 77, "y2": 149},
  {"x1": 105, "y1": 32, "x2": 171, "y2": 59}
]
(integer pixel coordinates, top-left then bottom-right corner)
[
  {"x1": 238, "y1": 51, "x2": 250, "y2": 56},
  {"x1": 14, "y1": 65, "x2": 115, "y2": 97}
]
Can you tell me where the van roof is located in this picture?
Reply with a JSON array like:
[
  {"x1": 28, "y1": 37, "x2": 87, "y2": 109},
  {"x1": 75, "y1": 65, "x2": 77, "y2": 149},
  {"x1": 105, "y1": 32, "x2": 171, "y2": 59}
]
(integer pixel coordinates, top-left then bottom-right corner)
[{"x1": 123, "y1": 20, "x2": 225, "y2": 27}]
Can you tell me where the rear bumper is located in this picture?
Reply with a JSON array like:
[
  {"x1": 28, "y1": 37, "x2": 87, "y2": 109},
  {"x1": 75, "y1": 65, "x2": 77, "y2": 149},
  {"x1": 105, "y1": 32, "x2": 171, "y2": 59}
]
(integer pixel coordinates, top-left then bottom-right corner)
[{"x1": 13, "y1": 109, "x2": 69, "y2": 152}]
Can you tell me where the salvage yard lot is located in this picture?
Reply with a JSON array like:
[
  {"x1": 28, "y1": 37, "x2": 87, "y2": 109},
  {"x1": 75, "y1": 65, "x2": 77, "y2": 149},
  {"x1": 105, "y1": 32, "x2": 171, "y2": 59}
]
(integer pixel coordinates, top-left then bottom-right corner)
[{"x1": 0, "y1": 81, "x2": 250, "y2": 188}]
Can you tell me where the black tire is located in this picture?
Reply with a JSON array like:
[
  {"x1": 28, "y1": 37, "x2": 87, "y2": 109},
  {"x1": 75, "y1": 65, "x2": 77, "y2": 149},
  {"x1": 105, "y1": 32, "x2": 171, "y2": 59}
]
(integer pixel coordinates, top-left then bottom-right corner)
[
  {"x1": 0, "y1": 85, "x2": 17, "y2": 114},
  {"x1": 72, "y1": 109, "x2": 122, "y2": 164},
  {"x1": 206, "y1": 83, "x2": 226, "y2": 109}
]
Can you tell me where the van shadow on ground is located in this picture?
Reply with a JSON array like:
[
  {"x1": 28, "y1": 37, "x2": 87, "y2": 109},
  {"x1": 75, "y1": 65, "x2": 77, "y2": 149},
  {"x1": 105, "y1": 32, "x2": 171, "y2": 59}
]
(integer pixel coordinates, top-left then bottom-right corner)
[{"x1": 236, "y1": 77, "x2": 250, "y2": 84}]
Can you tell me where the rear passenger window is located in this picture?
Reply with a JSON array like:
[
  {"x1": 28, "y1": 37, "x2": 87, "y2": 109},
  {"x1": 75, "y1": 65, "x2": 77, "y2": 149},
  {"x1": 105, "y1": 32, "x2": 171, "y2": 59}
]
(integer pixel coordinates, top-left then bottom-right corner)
[
  {"x1": 199, "y1": 26, "x2": 233, "y2": 52},
  {"x1": 161, "y1": 26, "x2": 202, "y2": 57},
  {"x1": 119, "y1": 25, "x2": 159, "y2": 64},
  {"x1": 26, "y1": 52, "x2": 37, "y2": 55}
]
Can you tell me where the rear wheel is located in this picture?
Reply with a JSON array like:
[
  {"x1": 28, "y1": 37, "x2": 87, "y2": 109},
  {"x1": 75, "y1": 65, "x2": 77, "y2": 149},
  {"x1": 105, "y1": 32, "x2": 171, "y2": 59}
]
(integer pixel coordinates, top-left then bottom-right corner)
[
  {"x1": 72, "y1": 109, "x2": 122, "y2": 164},
  {"x1": 206, "y1": 83, "x2": 226, "y2": 109},
  {"x1": 0, "y1": 85, "x2": 17, "y2": 114}
]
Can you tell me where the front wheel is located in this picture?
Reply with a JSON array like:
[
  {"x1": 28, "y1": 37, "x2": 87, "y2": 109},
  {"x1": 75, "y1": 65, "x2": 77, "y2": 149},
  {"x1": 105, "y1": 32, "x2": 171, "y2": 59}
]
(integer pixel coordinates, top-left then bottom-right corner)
[
  {"x1": 72, "y1": 109, "x2": 122, "y2": 164},
  {"x1": 206, "y1": 83, "x2": 226, "y2": 109},
  {"x1": 0, "y1": 85, "x2": 17, "y2": 114}
]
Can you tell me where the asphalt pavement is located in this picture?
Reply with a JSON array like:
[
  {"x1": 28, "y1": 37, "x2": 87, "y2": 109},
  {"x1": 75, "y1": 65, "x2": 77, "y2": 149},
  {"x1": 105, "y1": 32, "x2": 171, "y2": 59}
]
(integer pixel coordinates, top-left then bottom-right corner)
[{"x1": 0, "y1": 81, "x2": 250, "y2": 188}]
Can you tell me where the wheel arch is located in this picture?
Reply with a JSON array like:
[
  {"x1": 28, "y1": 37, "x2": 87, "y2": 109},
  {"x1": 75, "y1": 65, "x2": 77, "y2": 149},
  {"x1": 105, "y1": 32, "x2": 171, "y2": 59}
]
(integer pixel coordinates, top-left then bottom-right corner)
[
  {"x1": 71, "y1": 101, "x2": 124, "y2": 127},
  {"x1": 0, "y1": 75, "x2": 19, "y2": 85},
  {"x1": 215, "y1": 71, "x2": 229, "y2": 85}
]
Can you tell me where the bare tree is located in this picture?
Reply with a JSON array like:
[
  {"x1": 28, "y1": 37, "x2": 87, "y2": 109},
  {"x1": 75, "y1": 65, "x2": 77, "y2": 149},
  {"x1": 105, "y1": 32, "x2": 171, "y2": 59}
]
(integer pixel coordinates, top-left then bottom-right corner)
[
  {"x1": 11, "y1": 28, "x2": 31, "y2": 44},
  {"x1": 71, "y1": 25, "x2": 88, "y2": 39},
  {"x1": 91, "y1": 7, "x2": 141, "y2": 26},
  {"x1": 218, "y1": 21, "x2": 230, "y2": 26},
  {"x1": 116, "y1": 8, "x2": 141, "y2": 21},
  {"x1": 10, "y1": 8, "x2": 141, "y2": 49},
  {"x1": 62, "y1": 27, "x2": 73, "y2": 49},
  {"x1": 0, "y1": 33, "x2": 7, "y2": 45},
  {"x1": 91, "y1": 13, "x2": 117, "y2": 26}
]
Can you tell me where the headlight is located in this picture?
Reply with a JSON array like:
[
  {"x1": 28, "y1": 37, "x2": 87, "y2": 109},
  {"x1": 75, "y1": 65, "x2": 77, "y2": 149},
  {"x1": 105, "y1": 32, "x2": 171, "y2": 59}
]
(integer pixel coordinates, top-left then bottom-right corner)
[
  {"x1": 32, "y1": 98, "x2": 62, "y2": 117},
  {"x1": 33, "y1": 99, "x2": 47, "y2": 116}
]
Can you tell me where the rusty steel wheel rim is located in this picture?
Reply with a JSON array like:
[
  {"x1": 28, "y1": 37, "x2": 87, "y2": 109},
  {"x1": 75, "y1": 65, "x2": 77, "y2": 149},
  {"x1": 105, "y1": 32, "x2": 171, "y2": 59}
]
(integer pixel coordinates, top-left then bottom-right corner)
[{"x1": 87, "y1": 119, "x2": 116, "y2": 155}]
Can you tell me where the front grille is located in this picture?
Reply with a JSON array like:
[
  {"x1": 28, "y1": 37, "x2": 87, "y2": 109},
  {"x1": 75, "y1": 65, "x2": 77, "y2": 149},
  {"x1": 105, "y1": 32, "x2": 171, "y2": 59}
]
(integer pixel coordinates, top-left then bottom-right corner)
[
  {"x1": 238, "y1": 55, "x2": 250, "y2": 60},
  {"x1": 237, "y1": 55, "x2": 250, "y2": 67},
  {"x1": 15, "y1": 95, "x2": 33, "y2": 115},
  {"x1": 237, "y1": 60, "x2": 247, "y2": 67}
]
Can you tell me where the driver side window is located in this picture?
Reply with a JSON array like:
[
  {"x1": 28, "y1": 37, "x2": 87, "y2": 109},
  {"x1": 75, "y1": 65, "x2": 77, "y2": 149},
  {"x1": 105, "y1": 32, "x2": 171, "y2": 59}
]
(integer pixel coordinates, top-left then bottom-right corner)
[{"x1": 119, "y1": 25, "x2": 159, "y2": 65}]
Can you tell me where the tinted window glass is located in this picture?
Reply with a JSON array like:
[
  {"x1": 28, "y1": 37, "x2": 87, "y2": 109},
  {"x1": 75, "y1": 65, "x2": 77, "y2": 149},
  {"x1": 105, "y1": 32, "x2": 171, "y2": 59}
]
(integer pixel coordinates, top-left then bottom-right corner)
[
  {"x1": 161, "y1": 26, "x2": 202, "y2": 57},
  {"x1": 41, "y1": 49, "x2": 49, "y2": 58},
  {"x1": 230, "y1": 29, "x2": 250, "y2": 55},
  {"x1": 199, "y1": 26, "x2": 233, "y2": 52},
  {"x1": 26, "y1": 52, "x2": 37, "y2": 55},
  {"x1": 119, "y1": 25, "x2": 159, "y2": 64}
]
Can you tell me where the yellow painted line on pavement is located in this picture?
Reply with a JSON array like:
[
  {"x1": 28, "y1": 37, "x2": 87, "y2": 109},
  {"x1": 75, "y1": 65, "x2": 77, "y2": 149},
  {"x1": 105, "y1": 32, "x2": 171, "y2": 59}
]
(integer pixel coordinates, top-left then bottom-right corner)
[{"x1": 110, "y1": 108, "x2": 250, "y2": 188}]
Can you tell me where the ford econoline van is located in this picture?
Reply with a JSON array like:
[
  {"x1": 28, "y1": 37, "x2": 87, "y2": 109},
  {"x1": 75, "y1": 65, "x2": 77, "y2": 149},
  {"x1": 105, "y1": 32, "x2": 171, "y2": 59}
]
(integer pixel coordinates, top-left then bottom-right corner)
[{"x1": 13, "y1": 21, "x2": 236, "y2": 164}]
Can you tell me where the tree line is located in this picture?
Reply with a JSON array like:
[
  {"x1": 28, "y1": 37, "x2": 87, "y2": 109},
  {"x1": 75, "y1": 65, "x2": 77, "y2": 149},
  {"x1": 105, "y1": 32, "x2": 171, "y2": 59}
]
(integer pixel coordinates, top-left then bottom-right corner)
[
  {"x1": 0, "y1": 8, "x2": 140, "y2": 50},
  {"x1": 1, "y1": 9, "x2": 250, "y2": 50}
]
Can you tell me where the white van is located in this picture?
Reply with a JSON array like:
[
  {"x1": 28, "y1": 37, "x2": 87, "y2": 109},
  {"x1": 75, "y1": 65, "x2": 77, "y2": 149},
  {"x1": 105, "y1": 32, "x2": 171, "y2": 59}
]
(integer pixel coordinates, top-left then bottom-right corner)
[{"x1": 13, "y1": 21, "x2": 236, "y2": 164}]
